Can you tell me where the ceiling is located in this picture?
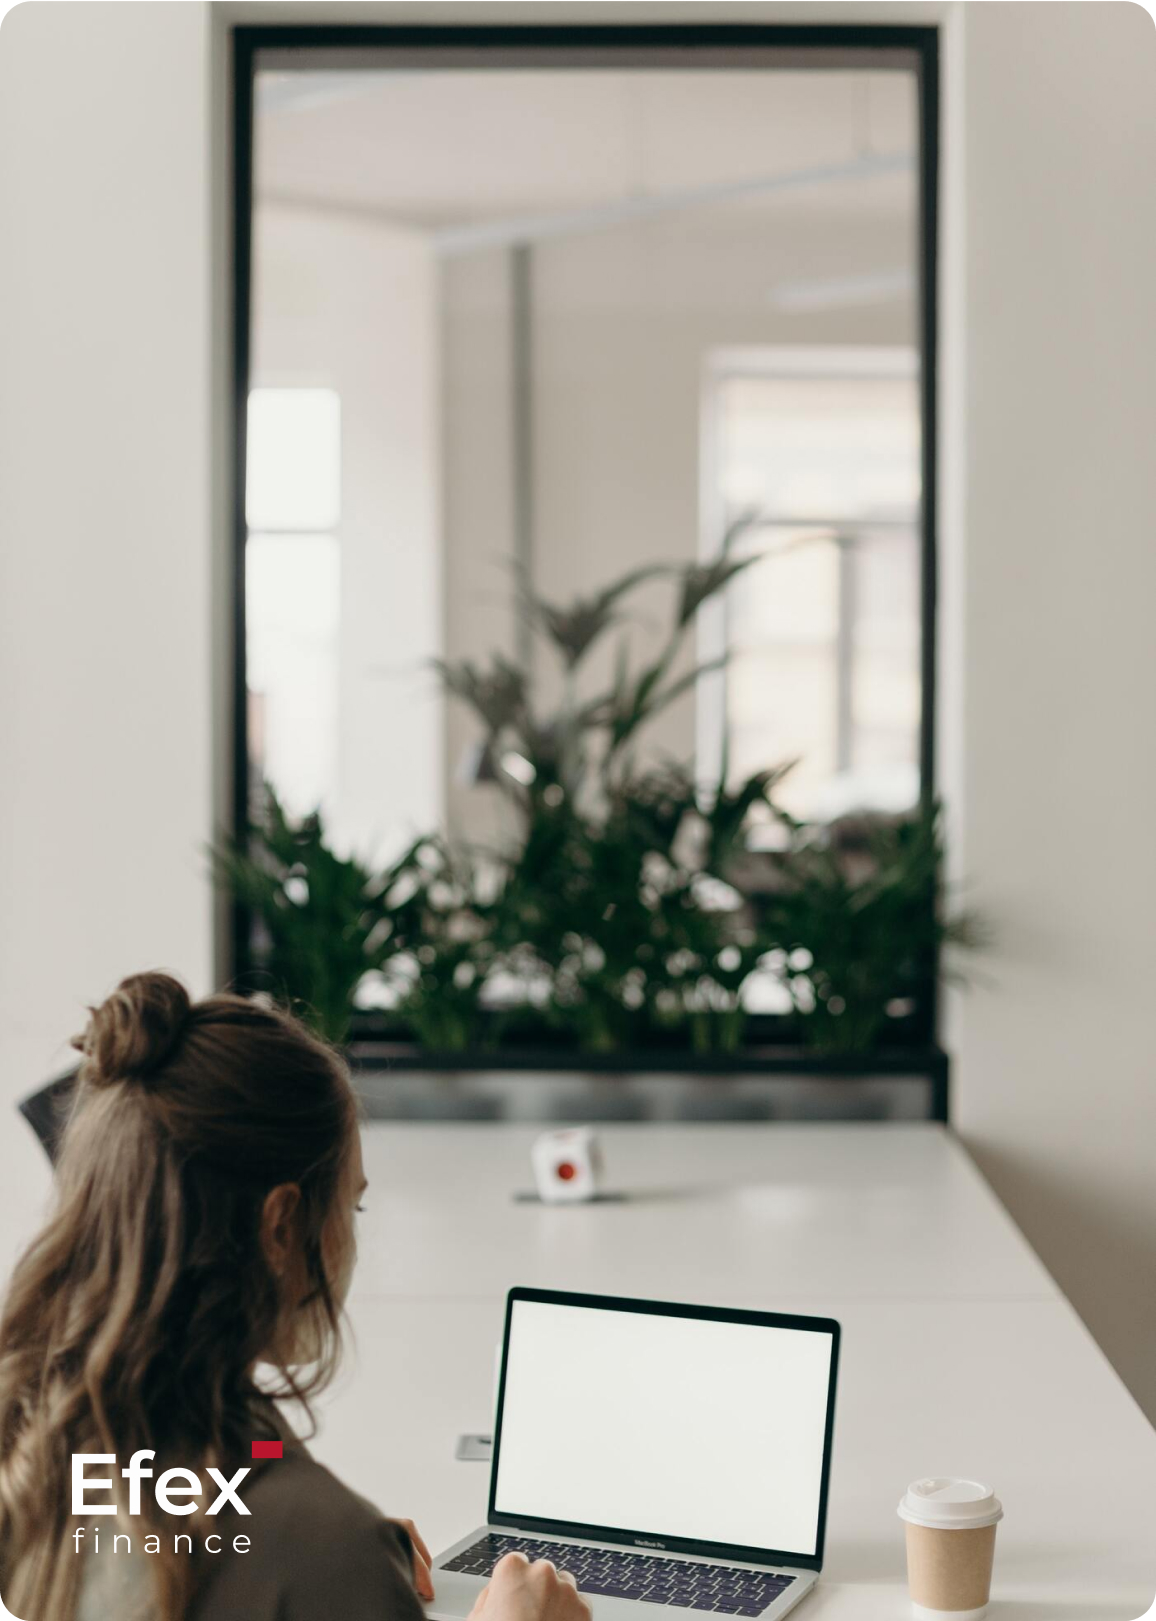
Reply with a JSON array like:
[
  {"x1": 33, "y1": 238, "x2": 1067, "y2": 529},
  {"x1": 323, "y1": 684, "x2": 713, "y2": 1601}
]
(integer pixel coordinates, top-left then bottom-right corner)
[{"x1": 253, "y1": 68, "x2": 919, "y2": 239}]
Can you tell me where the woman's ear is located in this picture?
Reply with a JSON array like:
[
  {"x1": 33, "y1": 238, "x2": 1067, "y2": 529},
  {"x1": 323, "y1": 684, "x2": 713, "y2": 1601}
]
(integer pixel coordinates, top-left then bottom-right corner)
[{"x1": 261, "y1": 1183, "x2": 303, "y2": 1276}]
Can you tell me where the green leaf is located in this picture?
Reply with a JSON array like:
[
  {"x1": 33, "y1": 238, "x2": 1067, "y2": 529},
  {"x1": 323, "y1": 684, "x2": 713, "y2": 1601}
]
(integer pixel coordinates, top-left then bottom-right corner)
[
  {"x1": 516, "y1": 561, "x2": 669, "y2": 669},
  {"x1": 433, "y1": 655, "x2": 527, "y2": 735}
]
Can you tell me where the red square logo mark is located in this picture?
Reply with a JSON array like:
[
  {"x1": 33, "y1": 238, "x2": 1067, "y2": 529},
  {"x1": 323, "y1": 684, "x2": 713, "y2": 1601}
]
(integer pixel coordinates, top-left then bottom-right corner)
[{"x1": 252, "y1": 1440, "x2": 283, "y2": 1461}]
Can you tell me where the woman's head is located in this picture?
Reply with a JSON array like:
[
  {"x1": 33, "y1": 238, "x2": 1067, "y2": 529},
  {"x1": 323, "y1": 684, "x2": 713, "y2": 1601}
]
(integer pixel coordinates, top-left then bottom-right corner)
[
  {"x1": 0, "y1": 972, "x2": 362, "y2": 1618},
  {"x1": 64, "y1": 972, "x2": 362, "y2": 1383}
]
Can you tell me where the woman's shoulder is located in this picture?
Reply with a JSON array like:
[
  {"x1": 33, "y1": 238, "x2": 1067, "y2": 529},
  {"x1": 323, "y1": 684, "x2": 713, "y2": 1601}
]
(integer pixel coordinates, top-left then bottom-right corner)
[
  {"x1": 245, "y1": 1445, "x2": 400, "y2": 1538},
  {"x1": 193, "y1": 1446, "x2": 424, "y2": 1621}
]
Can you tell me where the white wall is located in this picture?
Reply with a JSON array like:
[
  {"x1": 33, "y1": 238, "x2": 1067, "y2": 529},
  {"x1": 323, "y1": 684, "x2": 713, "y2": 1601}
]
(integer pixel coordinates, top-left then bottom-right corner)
[
  {"x1": 441, "y1": 249, "x2": 521, "y2": 848},
  {"x1": 251, "y1": 202, "x2": 444, "y2": 866},
  {"x1": 0, "y1": 1, "x2": 218, "y2": 1146},
  {"x1": 0, "y1": 0, "x2": 221, "y2": 1285},
  {"x1": 2, "y1": 0, "x2": 1155, "y2": 1427},
  {"x1": 943, "y1": 0, "x2": 1156, "y2": 1422}
]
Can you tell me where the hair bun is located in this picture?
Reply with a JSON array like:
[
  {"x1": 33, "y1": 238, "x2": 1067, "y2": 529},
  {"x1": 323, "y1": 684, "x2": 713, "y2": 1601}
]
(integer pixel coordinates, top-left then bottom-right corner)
[{"x1": 74, "y1": 972, "x2": 192, "y2": 1086}]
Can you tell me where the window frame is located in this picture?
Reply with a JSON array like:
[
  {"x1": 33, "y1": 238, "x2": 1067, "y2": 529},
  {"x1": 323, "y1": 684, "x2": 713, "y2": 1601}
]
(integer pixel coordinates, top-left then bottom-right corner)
[{"x1": 229, "y1": 18, "x2": 940, "y2": 1037}]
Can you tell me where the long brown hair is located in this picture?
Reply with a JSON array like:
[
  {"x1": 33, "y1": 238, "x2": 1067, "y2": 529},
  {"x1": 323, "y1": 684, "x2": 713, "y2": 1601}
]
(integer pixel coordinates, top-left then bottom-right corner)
[{"x1": 0, "y1": 972, "x2": 358, "y2": 1621}]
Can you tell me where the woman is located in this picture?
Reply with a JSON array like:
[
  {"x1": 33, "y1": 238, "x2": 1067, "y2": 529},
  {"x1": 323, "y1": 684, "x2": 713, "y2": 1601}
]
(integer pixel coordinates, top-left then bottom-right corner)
[{"x1": 0, "y1": 973, "x2": 587, "y2": 1621}]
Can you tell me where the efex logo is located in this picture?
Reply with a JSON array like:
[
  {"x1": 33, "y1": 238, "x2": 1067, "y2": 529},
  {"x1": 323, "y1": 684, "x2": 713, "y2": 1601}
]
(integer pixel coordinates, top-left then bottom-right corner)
[
  {"x1": 68, "y1": 1448, "x2": 263, "y2": 1558},
  {"x1": 73, "y1": 1451, "x2": 252, "y2": 1517},
  {"x1": 0, "y1": 1448, "x2": 279, "y2": 1619}
]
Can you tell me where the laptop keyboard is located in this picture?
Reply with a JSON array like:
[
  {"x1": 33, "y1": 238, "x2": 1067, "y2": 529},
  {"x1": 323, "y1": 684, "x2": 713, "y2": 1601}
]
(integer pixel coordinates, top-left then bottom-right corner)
[{"x1": 441, "y1": 1533, "x2": 796, "y2": 1614}]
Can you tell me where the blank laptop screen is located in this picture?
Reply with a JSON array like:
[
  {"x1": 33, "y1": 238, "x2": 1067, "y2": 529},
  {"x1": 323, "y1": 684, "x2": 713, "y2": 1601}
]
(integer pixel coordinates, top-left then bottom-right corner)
[{"x1": 492, "y1": 1298, "x2": 836, "y2": 1560}]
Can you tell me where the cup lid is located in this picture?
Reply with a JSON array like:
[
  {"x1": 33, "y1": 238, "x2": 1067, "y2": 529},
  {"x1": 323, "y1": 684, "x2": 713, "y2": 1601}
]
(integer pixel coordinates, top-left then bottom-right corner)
[{"x1": 898, "y1": 1477, "x2": 1003, "y2": 1531}]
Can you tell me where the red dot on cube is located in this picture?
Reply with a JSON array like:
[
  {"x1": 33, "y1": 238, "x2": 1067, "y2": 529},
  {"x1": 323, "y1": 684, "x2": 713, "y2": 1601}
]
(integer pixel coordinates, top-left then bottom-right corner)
[{"x1": 556, "y1": 1161, "x2": 578, "y2": 1181}]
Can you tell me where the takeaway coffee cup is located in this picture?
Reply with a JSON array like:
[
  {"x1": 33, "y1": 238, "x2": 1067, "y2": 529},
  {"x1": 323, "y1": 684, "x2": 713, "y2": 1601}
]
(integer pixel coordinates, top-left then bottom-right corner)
[{"x1": 898, "y1": 1478, "x2": 1003, "y2": 1620}]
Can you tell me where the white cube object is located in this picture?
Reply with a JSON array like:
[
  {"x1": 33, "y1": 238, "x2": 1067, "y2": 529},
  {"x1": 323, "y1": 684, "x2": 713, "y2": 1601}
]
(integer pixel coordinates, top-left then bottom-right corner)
[{"x1": 530, "y1": 1128, "x2": 603, "y2": 1204}]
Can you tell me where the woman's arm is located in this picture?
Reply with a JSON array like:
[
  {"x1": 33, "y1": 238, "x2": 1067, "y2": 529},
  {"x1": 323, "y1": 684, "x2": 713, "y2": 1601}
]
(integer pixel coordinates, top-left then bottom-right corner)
[
  {"x1": 191, "y1": 1454, "x2": 590, "y2": 1621},
  {"x1": 189, "y1": 1454, "x2": 427, "y2": 1621}
]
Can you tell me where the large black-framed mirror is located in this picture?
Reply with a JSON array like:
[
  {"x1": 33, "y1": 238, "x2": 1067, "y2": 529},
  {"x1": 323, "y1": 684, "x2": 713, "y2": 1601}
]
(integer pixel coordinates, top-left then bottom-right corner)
[{"x1": 229, "y1": 23, "x2": 941, "y2": 1096}]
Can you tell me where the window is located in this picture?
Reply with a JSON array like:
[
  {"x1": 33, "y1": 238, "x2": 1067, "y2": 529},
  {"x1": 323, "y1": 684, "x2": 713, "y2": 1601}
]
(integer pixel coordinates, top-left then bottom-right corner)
[
  {"x1": 699, "y1": 348, "x2": 922, "y2": 830},
  {"x1": 245, "y1": 388, "x2": 341, "y2": 820}
]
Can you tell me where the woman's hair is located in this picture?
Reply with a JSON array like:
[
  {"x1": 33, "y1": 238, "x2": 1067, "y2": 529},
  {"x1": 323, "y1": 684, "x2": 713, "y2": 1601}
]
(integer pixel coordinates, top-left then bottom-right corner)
[{"x1": 0, "y1": 972, "x2": 359, "y2": 1621}]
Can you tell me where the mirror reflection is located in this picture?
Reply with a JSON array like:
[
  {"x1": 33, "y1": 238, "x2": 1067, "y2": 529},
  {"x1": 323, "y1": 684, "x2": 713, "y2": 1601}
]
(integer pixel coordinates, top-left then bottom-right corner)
[{"x1": 247, "y1": 62, "x2": 923, "y2": 865}]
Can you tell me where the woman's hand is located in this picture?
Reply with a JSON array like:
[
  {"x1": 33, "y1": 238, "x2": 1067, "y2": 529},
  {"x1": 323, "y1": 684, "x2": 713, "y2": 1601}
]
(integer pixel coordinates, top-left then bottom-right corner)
[
  {"x1": 391, "y1": 1516, "x2": 435, "y2": 1600},
  {"x1": 469, "y1": 1551, "x2": 591, "y2": 1621}
]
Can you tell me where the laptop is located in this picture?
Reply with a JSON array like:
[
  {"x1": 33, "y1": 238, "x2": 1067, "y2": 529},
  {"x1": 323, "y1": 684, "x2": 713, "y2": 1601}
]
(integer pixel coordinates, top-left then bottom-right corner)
[{"x1": 431, "y1": 1288, "x2": 840, "y2": 1621}]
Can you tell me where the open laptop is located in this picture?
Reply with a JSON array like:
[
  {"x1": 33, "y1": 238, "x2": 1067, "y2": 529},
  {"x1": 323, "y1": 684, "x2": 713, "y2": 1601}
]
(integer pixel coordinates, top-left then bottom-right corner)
[{"x1": 431, "y1": 1288, "x2": 840, "y2": 1621}]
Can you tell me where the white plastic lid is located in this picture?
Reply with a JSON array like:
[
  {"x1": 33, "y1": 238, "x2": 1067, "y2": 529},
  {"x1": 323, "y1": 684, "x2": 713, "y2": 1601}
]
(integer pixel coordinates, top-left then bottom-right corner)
[{"x1": 898, "y1": 1478, "x2": 1003, "y2": 1532}]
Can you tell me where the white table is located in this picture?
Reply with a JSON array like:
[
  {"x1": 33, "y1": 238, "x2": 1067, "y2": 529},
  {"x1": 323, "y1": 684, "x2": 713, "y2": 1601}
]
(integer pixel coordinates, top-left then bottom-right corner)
[
  {"x1": 315, "y1": 1123, "x2": 1156, "y2": 1620},
  {"x1": 346, "y1": 1124, "x2": 1054, "y2": 1306},
  {"x1": 3, "y1": 1116, "x2": 1153, "y2": 1616}
]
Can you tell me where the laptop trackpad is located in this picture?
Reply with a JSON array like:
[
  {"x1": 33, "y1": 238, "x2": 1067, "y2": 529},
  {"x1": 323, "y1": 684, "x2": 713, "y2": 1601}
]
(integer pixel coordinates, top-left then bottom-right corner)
[{"x1": 430, "y1": 1572, "x2": 686, "y2": 1621}]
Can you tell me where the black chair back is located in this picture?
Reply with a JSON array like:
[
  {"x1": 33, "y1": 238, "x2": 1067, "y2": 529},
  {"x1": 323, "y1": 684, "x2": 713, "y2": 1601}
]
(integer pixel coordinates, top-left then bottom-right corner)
[{"x1": 19, "y1": 1071, "x2": 78, "y2": 1164}]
